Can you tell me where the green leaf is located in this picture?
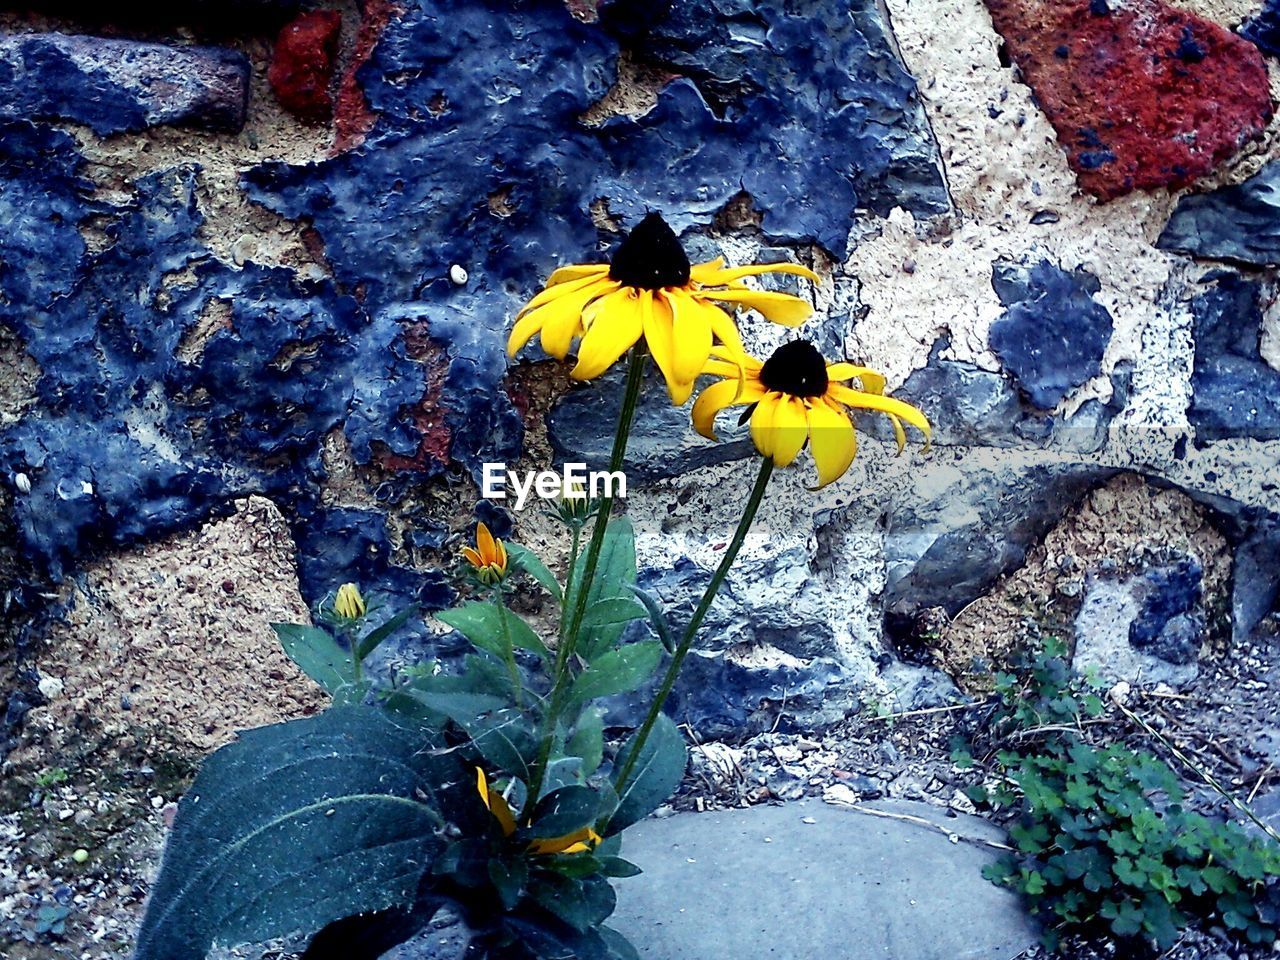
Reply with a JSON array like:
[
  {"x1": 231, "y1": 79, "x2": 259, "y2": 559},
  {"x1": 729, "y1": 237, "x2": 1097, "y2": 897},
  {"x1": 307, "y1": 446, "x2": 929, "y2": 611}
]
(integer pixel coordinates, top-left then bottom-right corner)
[
  {"x1": 564, "y1": 517, "x2": 637, "y2": 662},
  {"x1": 134, "y1": 707, "x2": 451, "y2": 960},
  {"x1": 355, "y1": 604, "x2": 419, "y2": 661},
  {"x1": 424, "y1": 693, "x2": 538, "y2": 782},
  {"x1": 565, "y1": 641, "x2": 663, "y2": 713},
  {"x1": 600, "y1": 856, "x2": 642, "y2": 879},
  {"x1": 530, "y1": 785, "x2": 600, "y2": 838},
  {"x1": 527, "y1": 872, "x2": 617, "y2": 933},
  {"x1": 568, "y1": 707, "x2": 606, "y2": 777},
  {"x1": 629, "y1": 585, "x2": 676, "y2": 654},
  {"x1": 580, "y1": 598, "x2": 648, "y2": 629},
  {"x1": 488, "y1": 857, "x2": 528, "y2": 912},
  {"x1": 438, "y1": 602, "x2": 550, "y2": 663},
  {"x1": 507, "y1": 543, "x2": 562, "y2": 602},
  {"x1": 606, "y1": 713, "x2": 686, "y2": 836},
  {"x1": 271, "y1": 623, "x2": 352, "y2": 694}
]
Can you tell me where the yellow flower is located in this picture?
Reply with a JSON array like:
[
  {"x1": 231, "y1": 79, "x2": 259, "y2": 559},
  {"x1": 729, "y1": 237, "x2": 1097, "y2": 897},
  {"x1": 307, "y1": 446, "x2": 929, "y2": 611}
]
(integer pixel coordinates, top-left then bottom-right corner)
[
  {"x1": 476, "y1": 768, "x2": 602, "y2": 855},
  {"x1": 462, "y1": 522, "x2": 508, "y2": 585},
  {"x1": 692, "y1": 340, "x2": 931, "y2": 488},
  {"x1": 333, "y1": 582, "x2": 366, "y2": 619},
  {"x1": 507, "y1": 212, "x2": 820, "y2": 405}
]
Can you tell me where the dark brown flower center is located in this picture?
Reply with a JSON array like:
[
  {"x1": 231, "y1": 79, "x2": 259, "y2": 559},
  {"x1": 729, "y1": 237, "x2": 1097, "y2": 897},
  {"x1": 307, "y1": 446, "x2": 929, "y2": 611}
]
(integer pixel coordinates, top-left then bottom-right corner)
[
  {"x1": 759, "y1": 340, "x2": 829, "y2": 397},
  {"x1": 608, "y1": 212, "x2": 691, "y2": 289}
]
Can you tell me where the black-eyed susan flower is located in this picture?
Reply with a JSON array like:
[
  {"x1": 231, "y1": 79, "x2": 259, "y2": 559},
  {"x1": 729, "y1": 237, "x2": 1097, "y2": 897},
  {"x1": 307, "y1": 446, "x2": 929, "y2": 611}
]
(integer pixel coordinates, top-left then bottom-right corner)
[
  {"x1": 462, "y1": 522, "x2": 508, "y2": 585},
  {"x1": 507, "y1": 212, "x2": 821, "y2": 404},
  {"x1": 476, "y1": 768, "x2": 601, "y2": 855},
  {"x1": 692, "y1": 339, "x2": 931, "y2": 488},
  {"x1": 332, "y1": 582, "x2": 366, "y2": 620}
]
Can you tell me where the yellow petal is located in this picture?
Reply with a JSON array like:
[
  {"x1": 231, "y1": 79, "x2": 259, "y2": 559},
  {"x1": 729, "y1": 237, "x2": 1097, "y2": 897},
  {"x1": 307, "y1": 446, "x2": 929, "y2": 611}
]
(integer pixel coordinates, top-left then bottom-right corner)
[
  {"x1": 749, "y1": 392, "x2": 780, "y2": 458},
  {"x1": 806, "y1": 398, "x2": 857, "y2": 488},
  {"x1": 462, "y1": 546, "x2": 484, "y2": 568},
  {"x1": 495, "y1": 538, "x2": 508, "y2": 571},
  {"x1": 702, "y1": 298, "x2": 747, "y2": 363},
  {"x1": 699, "y1": 289, "x2": 812, "y2": 327},
  {"x1": 688, "y1": 258, "x2": 727, "y2": 284},
  {"x1": 538, "y1": 281, "x2": 620, "y2": 359},
  {"x1": 826, "y1": 363, "x2": 887, "y2": 395},
  {"x1": 516, "y1": 272, "x2": 608, "y2": 320},
  {"x1": 691, "y1": 378, "x2": 764, "y2": 440},
  {"x1": 770, "y1": 396, "x2": 810, "y2": 467},
  {"x1": 477, "y1": 522, "x2": 495, "y2": 556},
  {"x1": 572, "y1": 288, "x2": 644, "y2": 381},
  {"x1": 702, "y1": 262, "x2": 820, "y2": 286},
  {"x1": 647, "y1": 292, "x2": 693, "y2": 405},
  {"x1": 889, "y1": 414, "x2": 907, "y2": 454},
  {"x1": 528, "y1": 826, "x2": 596, "y2": 856},
  {"x1": 547, "y1": 263, "x2": 609, "y2": 287},
  {"x1": 829, "y1": 386, "x2": 932, "y2": 443},
  {"x1": 668, "y1": 291, "x2": 713, "y2": 386}
]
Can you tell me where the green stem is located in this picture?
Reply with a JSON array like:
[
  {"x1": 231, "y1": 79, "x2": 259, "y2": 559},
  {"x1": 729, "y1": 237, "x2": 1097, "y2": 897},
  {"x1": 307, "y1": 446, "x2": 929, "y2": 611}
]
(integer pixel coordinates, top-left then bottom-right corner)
[
  {"x1": 525, "y1": 346, "x2": 647, "y2": 811},
  {"x1": 615, "y1": 456, "x2": 774, "y2": 792},
  {"x1": 558, "y1": 524, "x2": 582, "y2": 646},
  {"x1": 493, "y1": 592, "x2": 524, "y2": 708}
]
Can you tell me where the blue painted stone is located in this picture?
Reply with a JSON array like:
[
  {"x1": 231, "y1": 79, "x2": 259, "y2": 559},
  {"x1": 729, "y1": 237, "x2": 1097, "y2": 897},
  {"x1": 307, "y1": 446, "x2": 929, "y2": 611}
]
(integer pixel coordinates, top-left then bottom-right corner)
[
  {"x1": 881, "y1": 337, "x2": 1125, "y2": 451},
  {"x1": 0, "y1": 33, "x2": 249, "y2": 135},
  {"x1": 1128, "y1": 555, "x2": 1203, "y2": 663},
  {"x1": 1158, "y1": 160, "x2": 1280, "y2": 265},
  {"x1": 1241, "y1": 1, "x2": 1280, "y2": 58},
  {"x1": 988, "y1": 259, "x2": 1114, "y2": 410},
  {"x1": 1186, "y1": 271, "x2": 1280, "y2": 441}
]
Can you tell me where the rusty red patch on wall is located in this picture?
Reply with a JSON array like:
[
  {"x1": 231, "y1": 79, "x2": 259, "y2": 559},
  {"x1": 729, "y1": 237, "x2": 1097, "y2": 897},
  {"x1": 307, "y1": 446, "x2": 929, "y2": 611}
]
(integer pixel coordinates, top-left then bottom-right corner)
[
  {"x1": 374, "y1": 320, "x2": 452, "y2": 472},
  {"x1": 333, "y1": 0, "x2": 400, "y2": 151},
  {"x1": 269, "y1": 10, "x2": 343, "y2": 123},
  {"x1": 984, "y1": 0, "x2": 1273, "y2": 200}
]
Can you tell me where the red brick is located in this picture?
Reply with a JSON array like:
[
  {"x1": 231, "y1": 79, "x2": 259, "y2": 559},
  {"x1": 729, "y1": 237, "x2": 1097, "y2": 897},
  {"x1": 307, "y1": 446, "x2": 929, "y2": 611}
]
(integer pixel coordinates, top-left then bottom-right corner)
[
  {"x1": 985, "y1": 0, "x2": 1273, "y2": 199},
  {"x1": 268, "y1": 10, "x2": 342, "y2": 122}
]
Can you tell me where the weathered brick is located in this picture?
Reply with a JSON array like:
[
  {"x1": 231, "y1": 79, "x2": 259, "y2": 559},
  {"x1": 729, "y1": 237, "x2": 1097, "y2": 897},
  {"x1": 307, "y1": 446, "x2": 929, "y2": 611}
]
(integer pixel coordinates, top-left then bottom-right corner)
[
  {"x1": 268, "y1": 10, "x2": 342, "y2": 122},
  {"x1": 0, "y1": 32, "x2": 250, "y2": 135},
  {"x1": 984, "y1": 0, "x2": 1273, "y2": 200}
]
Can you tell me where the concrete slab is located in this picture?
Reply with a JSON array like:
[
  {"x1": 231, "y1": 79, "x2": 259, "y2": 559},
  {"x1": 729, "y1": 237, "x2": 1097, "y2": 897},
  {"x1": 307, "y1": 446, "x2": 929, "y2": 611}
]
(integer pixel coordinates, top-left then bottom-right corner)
[{"x1": 611, "y1": 798, "x2": 1039, "y2": 960}]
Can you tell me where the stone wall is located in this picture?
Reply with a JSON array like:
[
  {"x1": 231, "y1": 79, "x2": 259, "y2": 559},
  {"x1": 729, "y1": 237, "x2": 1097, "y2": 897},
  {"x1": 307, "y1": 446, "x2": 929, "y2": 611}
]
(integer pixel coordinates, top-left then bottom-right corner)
[{"x1": 3, "y1": 0, "x2": 1280, "y2": 756}]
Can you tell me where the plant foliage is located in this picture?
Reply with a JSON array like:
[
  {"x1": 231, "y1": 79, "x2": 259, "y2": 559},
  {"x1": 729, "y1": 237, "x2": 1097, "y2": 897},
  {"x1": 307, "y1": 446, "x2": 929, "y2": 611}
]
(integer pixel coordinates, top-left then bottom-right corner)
[{"x1": 960, "y1": 641, "x2": 1280, "y2": 952}]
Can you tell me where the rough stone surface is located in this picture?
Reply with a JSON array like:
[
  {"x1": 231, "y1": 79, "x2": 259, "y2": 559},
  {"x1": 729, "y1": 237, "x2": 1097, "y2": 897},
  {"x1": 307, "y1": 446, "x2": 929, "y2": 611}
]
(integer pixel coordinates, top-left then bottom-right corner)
[
  {"x1": 1232, "y1": 521, "x2": 1280, "y2": 643},
  {"x1": 982, "y1": 0, "x2": 1273, "y2": 199},
  {"x1": 988, "y1": 259, "x2": 1115, "y2": 409},
  {"x1": 0, "y1": 32, "x2": 250, "y2": 135},
  {"x1": 1158, "y1": 160, "x2": 1280, "y2": 264},
  {"x1": 268, "y1": 10, "x2": 342, "y2": 122},
  {"x1": 610, "y1": 798, "x2": 1037, "y2": 960},
  {"x1": 1241, "y1": 0, "x2": 1280, "y2": 57},
  {"x1": 1187, "y1": 271, "x2": 1280, "y2": 441},
  {"x1": 1073, "y1": 574, "x2": 1202, "y2": 687},
  {"x1": 6, "y1": 497, "x2": 325, "y2": 771}
]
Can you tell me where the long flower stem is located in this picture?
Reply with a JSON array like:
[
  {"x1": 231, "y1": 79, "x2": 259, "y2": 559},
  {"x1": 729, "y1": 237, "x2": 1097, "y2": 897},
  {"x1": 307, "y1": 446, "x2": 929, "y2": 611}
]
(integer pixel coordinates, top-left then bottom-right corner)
[
  {"x1": 615, "y1": 456, "x2": 774, "y2": 792},
  {"x1": 558, "y1": 525, "x2": 582, "y2": 646},
  {"x1": 526, "y1": 347, "x2": 647, "y2": 810}
]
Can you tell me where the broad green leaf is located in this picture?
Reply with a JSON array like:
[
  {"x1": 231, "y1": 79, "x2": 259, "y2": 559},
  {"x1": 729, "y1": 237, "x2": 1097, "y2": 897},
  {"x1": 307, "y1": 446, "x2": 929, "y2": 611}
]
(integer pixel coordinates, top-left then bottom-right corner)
[
  {"x1": 600, "y1": 856, "x2": 642, "y2": 879},
  {"x1": 606, "y1": 713, "x2": 687, "y2": 836},
  {"x1": 567, "y1": 706, "x2": 605, "y2": 777},
  {"x1": 527, "y1": 872, "x2": 617, "y2": 934},
  {"x1": 629, "y1": 586, "x2": 676, "y2": 654},
  {"x1": 355, "y1": 604, "x2": 419, "y2": 661},
  {"x1": 424, "y1": 693, "x2": 538, "y2": 783},
  {"x1": 507, "y1": 543, "x2": 562, "y2": 601},
  {"x1": 565, "y1": 641, "x2": 663, "y2": 713},
  {"x1": 530, "y1": 785, "x2": 600, "y2": 838},
  {"x1": 437, "y1": 602, "x2": 550, "y2": 663},
  {"x1": 580, "y1": 598, "x2": 648, "y2": 629},
  {"x1": 408, "y1": 654, "x2": 518, "y2": 705},
  {"x1": 488, "y1": 857, "x2": 528, "y2": 912},
  {"x1": 271, "y1": 623, "x2": 352, "y2": 694},
  {"x1": 564, "y1": 517, "x2": 638, "y2": 661},
  {"x1": 133, "y1": 706, "x2": 452, "y2": 960}
]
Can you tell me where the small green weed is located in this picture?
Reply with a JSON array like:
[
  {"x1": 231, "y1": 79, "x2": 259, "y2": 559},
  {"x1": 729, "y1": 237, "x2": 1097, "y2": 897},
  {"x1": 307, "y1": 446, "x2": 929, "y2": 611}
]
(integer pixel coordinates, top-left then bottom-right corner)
[{"x1": 959, "y1": 639, "x2": 1280, "y2": 953}]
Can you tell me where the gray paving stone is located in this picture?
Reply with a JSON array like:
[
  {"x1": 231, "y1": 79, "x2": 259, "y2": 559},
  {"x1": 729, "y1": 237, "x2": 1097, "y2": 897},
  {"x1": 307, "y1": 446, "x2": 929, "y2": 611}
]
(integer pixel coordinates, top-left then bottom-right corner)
[{"x1": 611, "y1": 798, "x2": 1038, "y2": 960}]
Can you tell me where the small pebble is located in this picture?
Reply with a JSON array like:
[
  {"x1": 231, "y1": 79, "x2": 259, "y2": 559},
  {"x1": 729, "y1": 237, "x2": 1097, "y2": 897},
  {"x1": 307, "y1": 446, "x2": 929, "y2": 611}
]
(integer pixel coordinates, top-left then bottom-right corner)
[
  {"x1": 801, "y1": 816, "x2": 816, "y2": 824},
  {"x1": 14, "y1": 472, "x2": 31, "y2": 494},
  {"x1": 449, "y1": 264, "x2": 469, "y2": 285},
  {"x1": 72, "y1": 848, "x2": 89, "y2": 864}
]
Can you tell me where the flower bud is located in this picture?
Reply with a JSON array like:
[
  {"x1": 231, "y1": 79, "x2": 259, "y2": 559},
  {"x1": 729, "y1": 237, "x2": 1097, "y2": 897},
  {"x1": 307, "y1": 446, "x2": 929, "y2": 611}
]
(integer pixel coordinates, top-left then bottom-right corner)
[{"x1": 333, "y1": 582, "x2": 366, "y2": 620}]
